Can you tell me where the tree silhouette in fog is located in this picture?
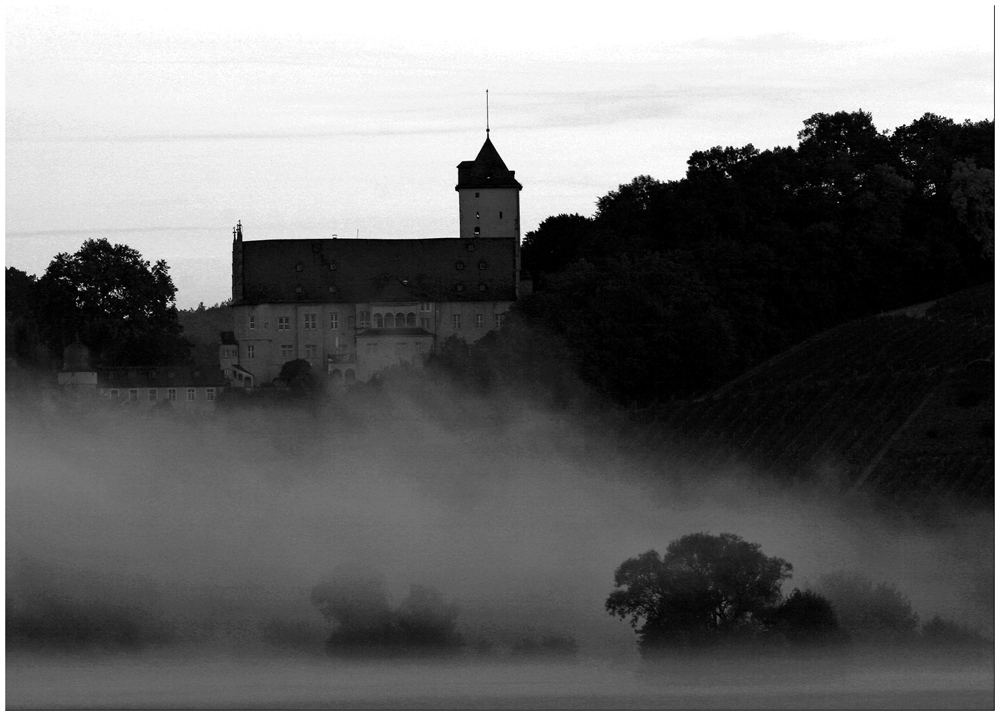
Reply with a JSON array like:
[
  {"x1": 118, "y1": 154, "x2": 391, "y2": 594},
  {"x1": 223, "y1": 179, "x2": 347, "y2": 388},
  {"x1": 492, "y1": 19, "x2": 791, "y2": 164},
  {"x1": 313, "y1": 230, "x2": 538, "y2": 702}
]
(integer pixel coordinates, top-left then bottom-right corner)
[
  {"x1": 768, "y1": 588, "x2": 843, "y2": 647},
  {"x1": 31, "y1": 238, "x2": 190, "y2": 366},
  {"x1": 310, "y1": 566, "x2": 462, "y2": 658},
  {"x1": 606, "y1": 533, "x2": 793, "y2": 653},
  {"x1": 813, "y1": 571, "x2": 919, "y2": 644}
]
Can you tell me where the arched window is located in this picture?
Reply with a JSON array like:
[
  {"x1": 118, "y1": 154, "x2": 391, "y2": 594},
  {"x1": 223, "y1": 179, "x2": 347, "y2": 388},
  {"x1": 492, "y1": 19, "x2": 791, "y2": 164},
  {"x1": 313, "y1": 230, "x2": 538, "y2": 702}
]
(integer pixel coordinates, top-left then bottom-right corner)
[
  {"x1": 385, "y1": 313, "x2": 395, "y2": 328},
  {"x1": 375, "y1": 313, "x2": 384, "y2": 328},
  {"x1": 395, "y1": 312, "x2": 405, "y2": 327},
  {"x1": 406, "y1": 312, "x2": 417, "y2": 327}
]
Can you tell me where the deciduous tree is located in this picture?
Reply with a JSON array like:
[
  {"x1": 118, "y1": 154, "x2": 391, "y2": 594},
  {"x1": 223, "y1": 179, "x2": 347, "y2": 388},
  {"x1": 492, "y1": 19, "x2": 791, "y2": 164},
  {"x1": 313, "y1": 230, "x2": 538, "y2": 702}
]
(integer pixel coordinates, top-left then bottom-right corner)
[
  {"x1": 606, "y1": 533, "x2": 792, "y2": 653},
  {"x1": 34, "y1": 239, "x2": 189, "y2": 366}
]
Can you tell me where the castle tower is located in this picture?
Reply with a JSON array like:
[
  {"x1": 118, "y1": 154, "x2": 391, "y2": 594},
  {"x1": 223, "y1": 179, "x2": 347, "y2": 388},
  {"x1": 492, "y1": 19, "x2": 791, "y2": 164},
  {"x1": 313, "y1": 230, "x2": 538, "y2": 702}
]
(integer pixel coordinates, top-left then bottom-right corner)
[
  {"x1": 456, "y1": 135, "x2": 523, "y2": 292},
  {"x1": 456, "y1": 136, "x2": 522, "y2": 243}
]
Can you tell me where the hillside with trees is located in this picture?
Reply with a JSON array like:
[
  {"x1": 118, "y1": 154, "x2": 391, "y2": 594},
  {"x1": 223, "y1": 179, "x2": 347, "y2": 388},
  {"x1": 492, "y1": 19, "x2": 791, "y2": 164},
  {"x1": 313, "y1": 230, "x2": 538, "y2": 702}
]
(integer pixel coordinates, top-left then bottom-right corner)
[
  {"x1": 519, "y1": 110, "x2": 993, "y2": 405},
  {"x1": 620, "y1": 283, "x2": 994, "y2": 512}
]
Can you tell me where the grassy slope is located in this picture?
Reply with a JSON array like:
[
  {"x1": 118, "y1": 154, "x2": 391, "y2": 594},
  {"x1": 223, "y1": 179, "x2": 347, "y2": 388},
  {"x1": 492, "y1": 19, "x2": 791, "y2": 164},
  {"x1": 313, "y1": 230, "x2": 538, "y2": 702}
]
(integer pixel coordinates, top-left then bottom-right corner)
[{"x1": 649, "y1": 283, "x2": 994, "y2": 511}]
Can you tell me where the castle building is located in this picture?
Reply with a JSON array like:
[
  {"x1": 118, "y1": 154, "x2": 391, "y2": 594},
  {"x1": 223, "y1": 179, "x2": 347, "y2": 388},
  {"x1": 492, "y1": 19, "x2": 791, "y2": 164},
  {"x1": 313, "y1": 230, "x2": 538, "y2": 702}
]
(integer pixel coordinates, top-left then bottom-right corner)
[{"x1": 226, "y1": 136, "x2": 528, "y2": 387}]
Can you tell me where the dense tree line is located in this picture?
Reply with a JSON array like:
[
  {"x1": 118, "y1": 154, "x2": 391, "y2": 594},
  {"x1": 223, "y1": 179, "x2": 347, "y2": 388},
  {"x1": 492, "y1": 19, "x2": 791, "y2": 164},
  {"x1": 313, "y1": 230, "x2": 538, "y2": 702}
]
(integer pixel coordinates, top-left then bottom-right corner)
[
  {"x1": 519, "y1": 111, "x2": 994, "y2": 404},
  {"x1": 6, "y1": 239, "x2": 190, "y2": 369},
  {"x1": 606, "y1": 532, "x2": 989, "y2": 657}
]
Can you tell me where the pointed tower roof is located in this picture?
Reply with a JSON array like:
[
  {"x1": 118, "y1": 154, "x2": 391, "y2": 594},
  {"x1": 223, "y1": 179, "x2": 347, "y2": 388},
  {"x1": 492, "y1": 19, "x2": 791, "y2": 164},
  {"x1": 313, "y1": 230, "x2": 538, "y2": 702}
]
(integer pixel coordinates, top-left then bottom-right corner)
[{"x1": 456, "y1": 136, "x2": 522, "y2": 190}]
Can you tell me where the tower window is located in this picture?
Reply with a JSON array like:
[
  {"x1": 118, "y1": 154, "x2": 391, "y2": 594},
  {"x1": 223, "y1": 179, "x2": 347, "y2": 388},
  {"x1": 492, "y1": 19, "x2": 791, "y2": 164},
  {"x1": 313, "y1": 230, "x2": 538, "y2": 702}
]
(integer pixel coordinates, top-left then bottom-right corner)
[
  {"x1": 499, "y1": 211, "x2": 503, "y2": 219},
  {"x1": 478, "y1": 261, "x2": 487, "y2": 270},
  {"x1": 474, "y1": 226, "x2": 480, "y2": 236},
  {"x1": 455, "y1": 261, "x2": 465, "y2": 270},
  {"x1": 475, "y1": 192, "x2": 480, "y2": 198}
]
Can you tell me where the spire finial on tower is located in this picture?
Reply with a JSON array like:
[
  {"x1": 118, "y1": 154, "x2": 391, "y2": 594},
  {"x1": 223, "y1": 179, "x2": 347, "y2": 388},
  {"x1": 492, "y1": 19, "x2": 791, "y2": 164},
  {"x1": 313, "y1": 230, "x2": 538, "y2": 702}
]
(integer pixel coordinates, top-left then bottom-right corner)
[{"x1": 486, "y1": 89, "x2": 490, "y2": 137}]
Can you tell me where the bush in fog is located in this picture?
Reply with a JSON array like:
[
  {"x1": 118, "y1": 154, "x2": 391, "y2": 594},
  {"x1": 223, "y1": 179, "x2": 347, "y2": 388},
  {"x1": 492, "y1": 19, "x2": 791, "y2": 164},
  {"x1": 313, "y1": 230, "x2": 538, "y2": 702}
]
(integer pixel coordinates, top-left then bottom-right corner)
[
  {"x1": 813, "y1": 571, "x2": 919, "y2": 644},
  {"x1": 277, "y1": 359, "x2": 325, "y2": 397},
  {"x1": 606, "y1": 533, "x2": 792, "y2": 654},
  {"x1": 310, "y1": 566, "x2": 462, "y2": 658},
  {"x1": 392, "y1": 584, "x2": 463, "y2": 655},
  {"x1": 7, "y1": 601, "x2": 159, "y2": 651},
  {"x1": 768, "y1": 588, "x2": 845, "y2": 647},
  {"x1": 920, "y1": 615, "x2": 991, "y2": 651},
  {"x1": 510, "y1": 634, "x2": 579, "y2": 659}
]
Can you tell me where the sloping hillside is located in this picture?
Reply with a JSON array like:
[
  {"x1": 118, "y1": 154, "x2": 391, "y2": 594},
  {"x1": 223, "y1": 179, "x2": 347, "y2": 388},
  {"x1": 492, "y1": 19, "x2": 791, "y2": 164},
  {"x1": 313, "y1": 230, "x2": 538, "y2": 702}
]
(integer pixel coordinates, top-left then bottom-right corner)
[{"x1": 644, "y1": 284, "x2": 993, "y2": 511}]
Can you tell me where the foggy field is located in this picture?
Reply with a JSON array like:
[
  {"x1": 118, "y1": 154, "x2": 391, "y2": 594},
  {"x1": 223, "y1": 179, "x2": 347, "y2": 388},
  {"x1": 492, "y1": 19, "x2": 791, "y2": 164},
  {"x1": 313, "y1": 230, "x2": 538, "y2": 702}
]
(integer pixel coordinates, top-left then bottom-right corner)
[
  {"x1": 5, "y1": 388, "x2": 994, "y2": 708},
  {"x1": 6, "y1": 652, "x2": 994, "y2": 709}
]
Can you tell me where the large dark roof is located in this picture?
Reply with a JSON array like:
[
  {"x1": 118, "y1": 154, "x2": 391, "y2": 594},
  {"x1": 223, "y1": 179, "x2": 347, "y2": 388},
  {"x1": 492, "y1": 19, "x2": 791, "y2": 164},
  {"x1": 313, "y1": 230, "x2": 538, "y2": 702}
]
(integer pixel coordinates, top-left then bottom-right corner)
[
  {"x1": 237, "y1": 237, "x2": 518, "y2": 305},
  {"x1": 456, "y1": 137, "x2": 522, "y2": 190}
]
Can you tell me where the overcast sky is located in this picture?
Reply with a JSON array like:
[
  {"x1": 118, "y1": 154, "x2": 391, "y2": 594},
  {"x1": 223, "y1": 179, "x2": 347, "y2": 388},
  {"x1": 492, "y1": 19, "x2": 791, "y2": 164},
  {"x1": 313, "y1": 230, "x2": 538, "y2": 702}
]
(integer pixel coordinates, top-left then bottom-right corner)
[{"x1": 6, "y1": 4, "x2": 994, "y2": 308}]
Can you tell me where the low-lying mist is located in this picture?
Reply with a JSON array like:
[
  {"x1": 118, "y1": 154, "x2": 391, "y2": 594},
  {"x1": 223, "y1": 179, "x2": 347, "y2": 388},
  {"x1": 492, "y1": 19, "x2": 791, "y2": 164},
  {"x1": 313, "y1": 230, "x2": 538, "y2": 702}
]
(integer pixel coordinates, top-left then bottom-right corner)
[{"x1": 6, "y1": 379, "x2": 994, "y2": 660}]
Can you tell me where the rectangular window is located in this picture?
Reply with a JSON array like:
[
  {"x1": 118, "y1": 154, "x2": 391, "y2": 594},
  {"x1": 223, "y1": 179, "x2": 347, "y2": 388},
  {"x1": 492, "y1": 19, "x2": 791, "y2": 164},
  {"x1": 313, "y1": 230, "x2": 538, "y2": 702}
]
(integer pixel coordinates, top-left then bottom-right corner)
[
  {"x1": 499, "y1": 211, "x2": 503, "y2": 219},
  {"x1": 168, "y1": 388, "x2": 176, "y2": 401},
  {"x1": 206, "y1": 388, "x2": 216, "y2": 401},
  {"x1": 129, "y1": 389, "x2": 138, "y2": 401},
  {"x1": 329, "y1": 312, "x2": 339, "y2": 329},
  {"x1": 473, "y1": 226, "x2": 480, "y2": 236},
  {"x1": 366, "y1": 342, "x2": 378, "y2": 354},
  {"x1": 149, "y1": 388, "x2": 157, "y2": 401},
  {"x1": 359, "y1": 311, "x2": 369, "y2": 328},
  {"x1": 305, "y1": 344, "x2": 318, "y2": 358},
  {"x1": 281, "y1": 344, "x2": 293, "y2": 358},
  {"x1": 304, "y1": 313, "x2": 317, "y2": 330},
  {"x1": 452, "y1": 314, "x2": 462, "y2": 330},
  {"x1": 249, "y1": 314, "x2": 256, "y2": 330},
  {"x1": 420, "y1": 302, "x2": 431, "y2": 312},
  {"x1": 247, "y1": 345, "x2": 255, "y2": 359},
  {"x1": 475, "y1": 313, "x2": 484, "y2": 329},
  {"x1": 110, "y1": 388, "x2": 119, "y2": 399},
  {"x1": 395, "y1": 342, "x2": 407, "y2": 355},
  {"x1": 187, "y1": 388, "x2": 196, "y2": 401},
  {"x1": 420, "y1": 317, "x2": 430, "y2": 330},
  {"x1": 278, "y1": 317, "x2": 290, "y2": 331},
  {"x1": 224, "y1": 368, "x2": 231, "y2": 378},
  {"x1": 416, "y1": 343, "x2": 425, "y2": 355},
  {"x1": 494, "y1": 313, "x2": 504, "y2": 330}
]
